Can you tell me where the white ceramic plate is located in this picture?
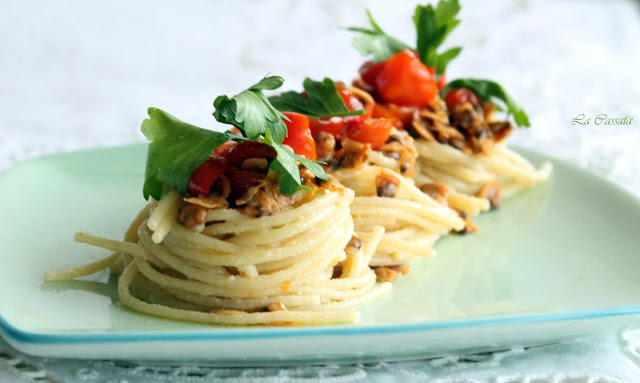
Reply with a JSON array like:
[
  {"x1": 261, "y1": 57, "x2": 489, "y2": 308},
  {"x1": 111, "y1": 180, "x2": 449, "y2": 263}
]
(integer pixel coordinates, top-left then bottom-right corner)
[{"x1": 1, "y1": 144, "x2": 639, "y2": 365}]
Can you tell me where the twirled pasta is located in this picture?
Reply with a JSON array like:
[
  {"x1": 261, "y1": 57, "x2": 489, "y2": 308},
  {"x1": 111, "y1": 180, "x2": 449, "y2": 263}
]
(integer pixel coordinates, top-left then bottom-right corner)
[
  {"x1": 333, "y1": 165, "x2": 464, "y2": 267},
  {"x1": 414, "y1": 141, "x2": 552, "y2": 213},
  {"x1": 45, "y1": 188, "x2": 390, "y2": 325}
]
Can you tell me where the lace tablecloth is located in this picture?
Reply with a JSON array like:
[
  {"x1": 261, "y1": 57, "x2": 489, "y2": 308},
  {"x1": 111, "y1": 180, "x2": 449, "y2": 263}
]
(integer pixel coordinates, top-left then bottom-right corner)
[{"x1": 1, "y1": 0, "x2": 639, "y2": 381}]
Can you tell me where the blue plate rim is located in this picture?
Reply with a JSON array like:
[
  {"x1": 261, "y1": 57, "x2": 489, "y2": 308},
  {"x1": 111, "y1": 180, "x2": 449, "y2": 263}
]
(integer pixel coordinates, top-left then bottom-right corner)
[{"x1": 3, "y1": 305, "x2": 640, "y2": 344}]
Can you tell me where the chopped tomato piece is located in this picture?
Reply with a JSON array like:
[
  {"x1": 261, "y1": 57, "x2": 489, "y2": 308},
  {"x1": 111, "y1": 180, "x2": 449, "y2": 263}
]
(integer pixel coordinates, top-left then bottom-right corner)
[
  {"x1": 310, "y1": 117, "x2": 345, "y2": 137},
  {"x1": 372, "y1": 103, "x2": 415, "y2": 129},
  {"x1": 227, "y1": 169, "x2": 266, "y2": 200},
  {"x1": 346, "y1": 118, "x2": 393, "y2": 150},
  {"x1": 282, "y1": 112, "x2": 316, "y2": 160},
  {"x1": 226, "y1": 141, "x2": 277, "y2": 166},
  {"x1": 436, "y1": 72, "x2": 447, "y2": 91},
  {"x1": 344, "y1": 102, "x2": 373, "y2": 130},
  {"x1": 338, "y1": 85, "x2": 365, "y2": 112},
  {"x1": 308, "y1": 86, "x2": 371, "y2": 139},
  {"x1": 372, "y1": 103, "x2": 402, "y2": 129},
  {"x1": 426, "y1": 67, "x2": 447, "y2": 90},
  {"x1": 338, "y1": 84, "x2": 372, "y2": 130},
  {"x1": 372, "y1": 103, "x2": 396, "y2": 120},
  {"x1": 359, "y1": 60, "x2": 386, "y2": 86},
  {"x1": 388, "y1": 104, "x2": 416, "y2": 128},
  {"x1": 188, "y1": 155, "x2": 227, "y2": 196},
  {"x1": 213, "y1": 141, "x2": 239, "y2": 158},
  {"x1": 374, "y1": 50, "x2": 437, "y2": 107},
  {"x1": 444, "y1": 88, "x2": 480, "y2": 111}
]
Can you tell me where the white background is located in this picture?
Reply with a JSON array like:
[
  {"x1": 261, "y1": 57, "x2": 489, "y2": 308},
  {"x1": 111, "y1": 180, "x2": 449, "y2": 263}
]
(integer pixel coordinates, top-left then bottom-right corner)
[{"x1": 1, "y1": 0, "x2": 640, "y2": 381}]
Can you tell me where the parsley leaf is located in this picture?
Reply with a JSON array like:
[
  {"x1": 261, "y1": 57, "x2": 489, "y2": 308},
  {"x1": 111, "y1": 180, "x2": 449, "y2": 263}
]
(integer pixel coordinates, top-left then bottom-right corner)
[
  {"x1": 270, "y1": 142, "x2": 303, "y2": 196},
  {"x1": 213, "y1": 75, "x2": 288, "y2": 143},
  {"x1": 141, "y1": 76, "x2": 333, "y2": 201},
  {"x1": 413, "y1": 0, "x2": 462, "y2": 75},
  {"x1": 433, "y1": 46, "x2": 462, "y2": 75},
  {"x1": 269, "y1": 77, "x2": 365, "y2": 119},
  {"x1": 262, "y1": 130, "x2": 330, "y2": 196},
  {"x1": 224, "y1": 131, "x2": 249, "y2": 142},
  {"x1": 442, "y1": 79, "x2": 531, "y2": 127},
  {"x1": 293, "y1": 153, "x2": 330, "y2": 182},
  {"x1": 141, "y1": 107, "x2": 228, "y2": 200},
  {"x1": 215, "y1": 77, "x2": 331, "y2": 195},
  {"x1": 349, "y1": 1, "x2": 462, "y2": 74},
  {"x1": 347, "y1": 10, "x2": 410, "y2": 63}
]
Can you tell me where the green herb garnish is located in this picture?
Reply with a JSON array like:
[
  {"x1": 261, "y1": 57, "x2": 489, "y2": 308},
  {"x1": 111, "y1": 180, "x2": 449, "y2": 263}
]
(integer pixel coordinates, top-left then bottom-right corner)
[
  {"x1": 347, "y1": 11, "x2": 410, "y2": 63},
  {"x1": 413, "y1": 0, "x2": 462, "y2": 75},
  {"x1": 348, "y1": 3, "x2": 529, "y2": 128},
  {"x1": 141, "y1": 76, "x2": 335, "y2": 201},
  {"x1": 263, "y1": 130, "x2": 330, "y2": 196},
  {"x1": 141, "y1": 108, "x2": 228, "y2": 201},
  {"x1": 213, "y1": 76, "x2": 289, "y2": 143},
  {"x1": 269, "y1": 77, "x2": 365, "y2": 119},
  {"x1": 348, "y1": 0, "x2": 462, "y2": 75},
  {"x1": 442, "y1": 79, "x2": 531, "y2": 128}
]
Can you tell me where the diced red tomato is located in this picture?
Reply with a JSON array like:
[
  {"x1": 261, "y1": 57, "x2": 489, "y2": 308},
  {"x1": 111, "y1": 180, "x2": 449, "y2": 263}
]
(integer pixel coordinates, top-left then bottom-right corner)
[
  {"x1": 309, "y1": 84, "x2": 394, "y2": 149},
  {"x1": 372, "y1": 103, "x2": 395, "y2": 120},
  {"x1": 338, "y1": 85, "x2": 364, "y2": 112},
  {"x1": 372, "y1": 103, "x2": 416, "y2": 130},
  {"x1": 444, "y1": 88, "x2": 480, "y2": 111},
  {"x1": 282, "y1": 112, "x2": 316, "y2": 160},
  {"x1": 346, "y1": 118, "x2": 393, "y2": 150},
  {"x1": 372, "y1": 103, "x2": 402, "y2": 129},
  {"x1": 309, "y1": 86, "x2": 372, "y2": 138},
  {"x1": 188, "y1": 155, "x2": 227, "y2": 196},
  {"x1": 213, "y1": 141, "x2": 239, "y2": 158},
  {"x1": 310, "y1": 117, "x2": 345, "y2": 137},
  {"x1": 345, "y1": 103, "x2": 373, "y2": 128},
  {"x1": 426, "y1": 67, "x2": 447, "y2": 91},
  {"x1": 359, "y1": 60, "x2": 386, "y2": 86},
  {"x1": 338, "y1": 84, "x2": 372, "y2": 129},
  {"x1": 344, "y1": 110, "x2": 373, "y2": 133},
  {"x1": 436, "y1": 72, "x2": 447, "y2": 91},
  {"x1": 227, "y1": 169, "x2": 266, "y2": 200},
  {"x1": 226, "y1": 141, "x2": 277, "y2": 166},
  {"x1": 388, "y1": 104, "x2": 415, "y2": 128},
  {"x1": 360, "y1": 52, "x2": 443, "y2": 106},
  {"x1": 373, "y1": 50, "x2": 437, "y2": 108}
]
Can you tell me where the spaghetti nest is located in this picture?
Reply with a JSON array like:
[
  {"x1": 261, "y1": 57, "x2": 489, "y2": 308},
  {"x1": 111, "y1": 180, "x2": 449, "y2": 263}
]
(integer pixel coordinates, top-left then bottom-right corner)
[
  {"x1": 46, "y1": 188, "x2": 390, "y2": 326},
  {"x1": 310, "y1": 85, "x2": 466, "y2": 270},
  {"x1": 332, "y1": 165, "x2": 465, "y2": 268},
  {"x1": 414, "y1": 141, "x2": 552, "y2": 213}
]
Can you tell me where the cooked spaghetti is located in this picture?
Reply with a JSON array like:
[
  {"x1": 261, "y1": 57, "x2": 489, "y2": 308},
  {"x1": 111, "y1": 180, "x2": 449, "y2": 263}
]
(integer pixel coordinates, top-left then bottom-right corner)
[
  {"x1": 413, "y1": 140, "x2": 552, "y2": 211},
  {"x1": 350, "y1": 79, "x2": 552, "y2": 216},
  {"x1": 45, "y1": 78, "x2": 396, "y2": 326},
  {"x1": 295, "y1": 83, "x2": 466, "y2": 276},
  {"x1": 333, "y1": 165, "x2": 464, "y2": 269},
  {"x1": 347, "y1": 1, "x2": 552, "y2": 218},
  {"x1": 409, "y1": 96, "x2": 552, "y2": 212},
  {"x1": 46, "y1": 178, "x2": 390, "y2": 326}
]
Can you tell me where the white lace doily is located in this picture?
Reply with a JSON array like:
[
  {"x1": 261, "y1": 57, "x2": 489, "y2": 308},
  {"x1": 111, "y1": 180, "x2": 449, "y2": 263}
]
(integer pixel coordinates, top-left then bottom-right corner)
[
  {"x1": 1, "y1": 331, "x2": 640, "y2": 382},
  {"x1": 1, "y1": 0, "x2": 639, "y2": 381}
]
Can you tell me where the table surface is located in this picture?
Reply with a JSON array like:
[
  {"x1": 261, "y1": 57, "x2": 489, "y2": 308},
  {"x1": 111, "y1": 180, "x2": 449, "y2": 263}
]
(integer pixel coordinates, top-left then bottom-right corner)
[{"x1": 1, "y1": 0, "x2": 640, "y2": 381}]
